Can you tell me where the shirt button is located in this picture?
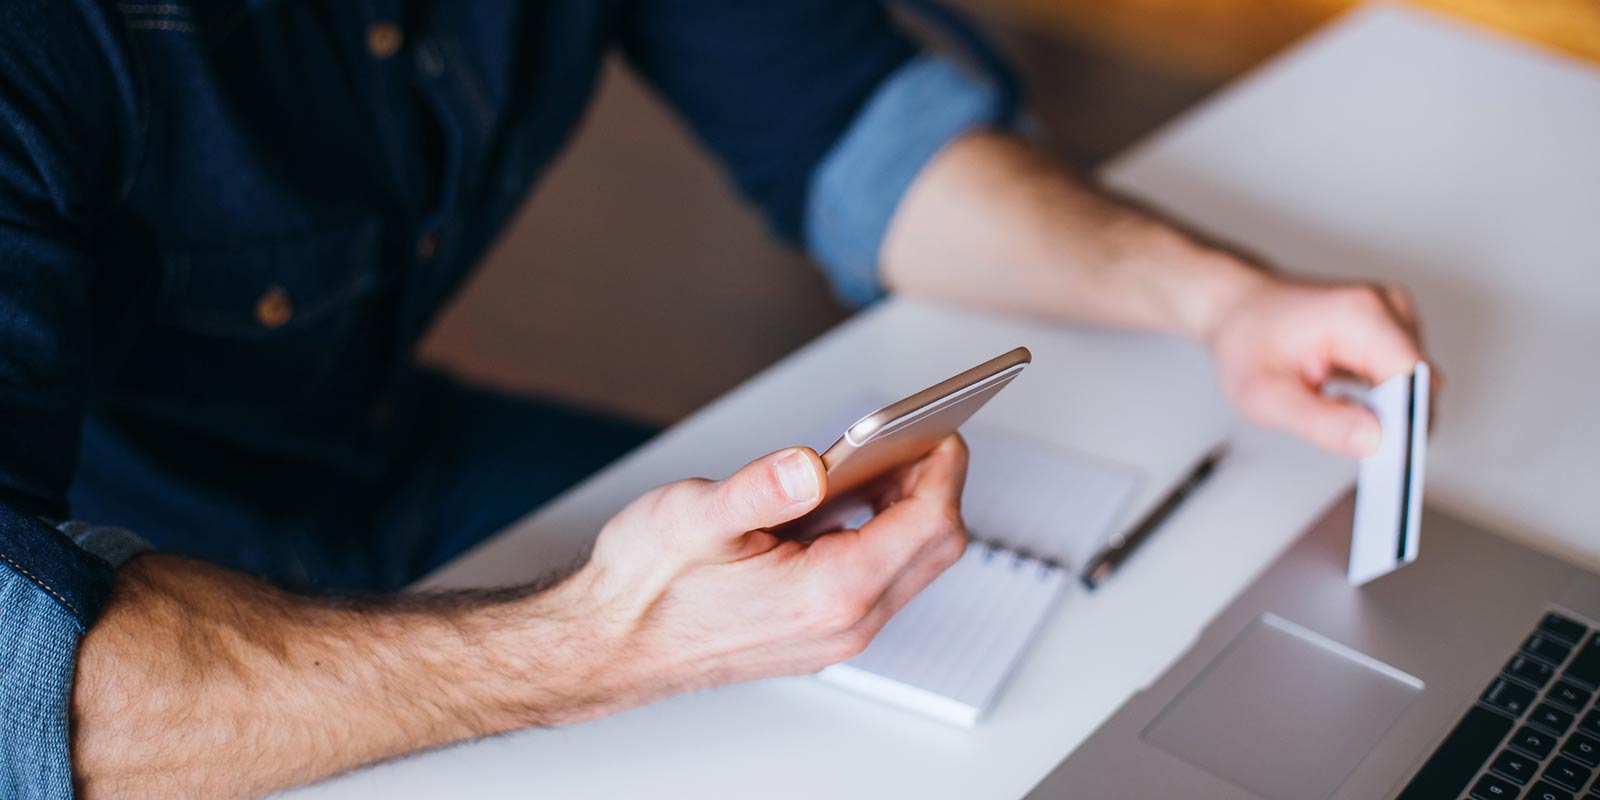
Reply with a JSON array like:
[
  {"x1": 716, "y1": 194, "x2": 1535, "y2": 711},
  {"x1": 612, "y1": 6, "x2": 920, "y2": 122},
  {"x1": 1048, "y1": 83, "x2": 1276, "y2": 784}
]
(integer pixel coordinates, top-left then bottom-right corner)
[
  {"x1": 417, "y1": 232, "x2": 439, "y2": 260},
  {"x1": 256, "y1": 285, "x2": 294, "y2": 329},
  {"x1": 366, "y1": 22, "x2": 403, "y2": 59}
]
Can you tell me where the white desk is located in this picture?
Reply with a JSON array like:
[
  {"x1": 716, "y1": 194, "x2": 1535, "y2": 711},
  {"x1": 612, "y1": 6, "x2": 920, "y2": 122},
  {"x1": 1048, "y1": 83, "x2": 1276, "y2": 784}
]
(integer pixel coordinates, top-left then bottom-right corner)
[
  {"x1": 1102, "y1": 2, "x2": 1600, "y2": 570},
  {"x1": 281, "y1": 5, "x2": 1600, "y2": 798}
]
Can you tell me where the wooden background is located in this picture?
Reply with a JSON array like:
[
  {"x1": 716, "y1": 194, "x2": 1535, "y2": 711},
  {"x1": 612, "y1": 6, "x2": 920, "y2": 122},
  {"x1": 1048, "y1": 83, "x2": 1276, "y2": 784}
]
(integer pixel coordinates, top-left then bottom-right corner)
[{"x1": 965, "y1": 0, "x2": 1600, "y2": 78}]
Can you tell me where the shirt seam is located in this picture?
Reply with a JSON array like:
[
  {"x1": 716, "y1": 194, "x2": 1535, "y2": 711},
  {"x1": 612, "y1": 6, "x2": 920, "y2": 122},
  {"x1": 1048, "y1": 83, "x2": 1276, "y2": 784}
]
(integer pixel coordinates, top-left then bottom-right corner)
[{"x1": 0, "y1": 548, "x2": 82, "y2": 622}]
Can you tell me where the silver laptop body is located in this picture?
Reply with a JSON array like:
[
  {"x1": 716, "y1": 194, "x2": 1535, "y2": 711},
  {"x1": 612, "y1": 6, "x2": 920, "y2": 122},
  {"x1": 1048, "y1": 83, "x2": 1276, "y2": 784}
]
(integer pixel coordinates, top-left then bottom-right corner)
[{"x1": 1027, "y1": 493, "x2": 1600, "y2": 799}]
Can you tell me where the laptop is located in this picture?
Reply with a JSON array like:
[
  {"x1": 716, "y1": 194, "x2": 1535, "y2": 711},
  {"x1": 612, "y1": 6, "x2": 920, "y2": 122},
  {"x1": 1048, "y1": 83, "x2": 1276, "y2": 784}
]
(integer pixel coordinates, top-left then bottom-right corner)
[{"x1": 1025, "y1": 494, "x2": 1600, "y2": 799}]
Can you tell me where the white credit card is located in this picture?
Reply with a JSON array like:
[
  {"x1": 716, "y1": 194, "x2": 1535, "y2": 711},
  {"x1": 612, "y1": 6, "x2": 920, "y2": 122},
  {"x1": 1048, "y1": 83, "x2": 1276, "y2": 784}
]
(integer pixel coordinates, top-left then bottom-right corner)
[{"x1": 1348, "y1": 362, "x2": 1430, "y2": 586}]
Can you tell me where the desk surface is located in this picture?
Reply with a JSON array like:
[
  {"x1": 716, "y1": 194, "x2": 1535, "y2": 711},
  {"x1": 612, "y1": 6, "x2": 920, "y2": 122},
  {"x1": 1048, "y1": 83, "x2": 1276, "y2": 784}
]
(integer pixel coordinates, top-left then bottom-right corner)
[
  {"x1": 1102, "y1": 2, "x2": 1600, "y2": 570},
  {"x1": 280, "y1": 6, "x2": 1600, "y2": 798}
]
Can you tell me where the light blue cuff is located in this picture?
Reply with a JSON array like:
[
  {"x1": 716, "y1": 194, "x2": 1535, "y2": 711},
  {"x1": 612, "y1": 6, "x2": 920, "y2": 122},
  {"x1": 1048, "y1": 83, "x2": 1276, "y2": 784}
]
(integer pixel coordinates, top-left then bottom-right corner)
[
  {"x1": 0, "y1": 567, "x2": 80, "y2": 799},
  {"x1": 805, "y1": 54, "x2": 1004, "y2": 307},
  {"x1": 0, "y1": 523, "x2": 146, "y2": 798}
]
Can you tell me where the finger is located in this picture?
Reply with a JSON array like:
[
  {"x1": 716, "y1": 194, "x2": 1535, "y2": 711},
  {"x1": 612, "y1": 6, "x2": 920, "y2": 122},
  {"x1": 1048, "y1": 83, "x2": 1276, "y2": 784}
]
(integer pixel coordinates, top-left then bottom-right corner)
[
  {"x1": 845, "y1": 435, "x2": 970, "y2": 515},
  {"x1": 894, "y1": 434, "x2": 970, "y2": 508},
  {"x1": 827, "y1": 521, "x2": 970, "y2": 661},
  {"x1": 1379, "y1": 283, "x2": 1418, "y2": 334},
  {"x1": 1426, "y1": 363, "x2": 1444, "y2": 434},
  {"x1": 865, "y1": 520, "x2": 969, "y2": 619},
  {"x1": 1329, "y1": 288, "x2": 1425, "y2": 386},
  {"x1": 1246, "y1": 376, "x2": 1383, "y2": 458},
  {"x1": 694, "y1": 447, "x2": 827, "y2": 540},
  {"x1": 806, "y1": 479, "x2": 966, "y2": 596},
  {"x1": 729, "y1": 529, "x2": 783, "y2": 561}
]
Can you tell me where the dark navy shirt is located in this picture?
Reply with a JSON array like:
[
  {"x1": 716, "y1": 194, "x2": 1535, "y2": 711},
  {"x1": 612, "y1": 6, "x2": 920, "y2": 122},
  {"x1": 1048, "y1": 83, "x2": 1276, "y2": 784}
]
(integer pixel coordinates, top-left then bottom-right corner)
[{"x1": 0, "y1": 1, "x2": 1007, "y2": 792}]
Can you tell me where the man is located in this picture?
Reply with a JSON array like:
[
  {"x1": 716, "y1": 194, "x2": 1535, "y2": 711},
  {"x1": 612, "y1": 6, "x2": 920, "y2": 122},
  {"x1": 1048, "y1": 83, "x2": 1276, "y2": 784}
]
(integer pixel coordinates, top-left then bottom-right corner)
[{"x1": 0, "y1": 2, "x2": 1429, "y2": 798}]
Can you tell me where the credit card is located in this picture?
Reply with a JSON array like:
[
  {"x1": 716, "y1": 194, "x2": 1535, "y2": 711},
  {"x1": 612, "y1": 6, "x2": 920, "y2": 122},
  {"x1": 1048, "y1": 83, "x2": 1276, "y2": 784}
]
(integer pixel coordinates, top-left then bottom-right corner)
[{"x1": 1347, "y1": 362, "x2": 1430, "y2": 586}]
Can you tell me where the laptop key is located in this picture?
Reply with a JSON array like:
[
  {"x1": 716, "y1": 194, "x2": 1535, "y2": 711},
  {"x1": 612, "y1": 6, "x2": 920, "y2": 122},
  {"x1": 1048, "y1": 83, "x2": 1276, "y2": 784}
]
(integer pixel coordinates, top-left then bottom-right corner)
[
  {"x1": 1482, "y1": 678, "x2": 1537, "y2": 716},
  {"x1": 1526, "y1": 780, "x2": 1576, "y2": 800},
  {"x1": 1395, "y1": 705, "x2": 1513, "y2": 800},
  {"x1": 1527, "y1": 634, "x2": 1576, "y2": 665},
  {"x1": 1533, "y1": 703, "x2": 1578, "y2": 735},
  {"x1": 1470, "y1": 772, "x2": 1519, "y2": 798},
  {"x1": 1542, "y1": 613, "x2": 1590, "y2": 645},
  {"x1": 1512, "y1": 725, "x2": 1560, "y2": 759},
  {"x1": 1583, "y1": 711, "x2": 1600, "y2": 740},
  {"x1": 1544, "y1": 756, "x2": 1593, "y2": 791},
  {"x1": 1564, "y1": 633, "x2": 1600, "y2": 689},
  {"x1": 1509, "y1": 655, "x2": 1559, "y2": 689},
  {"x1": 1490, "y1": 748, "x2": 1539, "y2": 784},
  {"x1": 1560, "y1": 733, "x2": 1600, "y2": 767},
  {"x1": 1551, "y1": 680, "x2": 1595, "y2": 712}
]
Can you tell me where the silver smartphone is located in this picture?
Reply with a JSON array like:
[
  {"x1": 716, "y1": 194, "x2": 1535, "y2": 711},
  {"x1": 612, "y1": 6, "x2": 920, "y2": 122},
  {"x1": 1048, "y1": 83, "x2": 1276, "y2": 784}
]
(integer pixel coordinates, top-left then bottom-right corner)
[{"x1": 778, "y1": 347, "x2": 1031, "y2": 536}]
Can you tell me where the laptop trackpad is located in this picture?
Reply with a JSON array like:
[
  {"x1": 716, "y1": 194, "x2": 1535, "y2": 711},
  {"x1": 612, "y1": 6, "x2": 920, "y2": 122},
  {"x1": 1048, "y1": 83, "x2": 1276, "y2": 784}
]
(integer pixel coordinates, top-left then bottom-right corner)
[{"x1": 1143, "y1": 614, "x2": 1423, "y2": 800}]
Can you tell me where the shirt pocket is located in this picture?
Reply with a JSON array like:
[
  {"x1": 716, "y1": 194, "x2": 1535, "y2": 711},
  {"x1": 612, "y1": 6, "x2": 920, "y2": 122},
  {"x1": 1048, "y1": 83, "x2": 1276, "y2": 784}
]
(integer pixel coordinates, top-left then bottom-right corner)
[
  {"x1": 159, "y1": 219, "x2": 382, "y2": 338},
  {"x1": 126, "y1": 217, "x2": 391, "y2": 447}
]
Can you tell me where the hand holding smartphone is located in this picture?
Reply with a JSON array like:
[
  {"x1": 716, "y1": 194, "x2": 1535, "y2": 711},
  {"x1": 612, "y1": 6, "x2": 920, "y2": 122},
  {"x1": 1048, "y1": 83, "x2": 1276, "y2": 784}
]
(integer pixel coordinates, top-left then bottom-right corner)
[{"x1": 776, "y1": 347, "x2": 1031, "y2": 537}]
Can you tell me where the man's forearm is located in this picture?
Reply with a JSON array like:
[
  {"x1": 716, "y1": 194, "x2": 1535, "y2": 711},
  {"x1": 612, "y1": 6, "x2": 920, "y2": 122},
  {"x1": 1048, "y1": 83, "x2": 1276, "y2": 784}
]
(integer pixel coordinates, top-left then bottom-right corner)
[
  {"x1": 70, "y1": 555, "x2": 602, "y2": 800},
  {"x1": 67, "y1": 442, "x2": 974, "y2": 799},
  {"x1": 880, "y1": 131, "x2": 1267, "y2": 344}
]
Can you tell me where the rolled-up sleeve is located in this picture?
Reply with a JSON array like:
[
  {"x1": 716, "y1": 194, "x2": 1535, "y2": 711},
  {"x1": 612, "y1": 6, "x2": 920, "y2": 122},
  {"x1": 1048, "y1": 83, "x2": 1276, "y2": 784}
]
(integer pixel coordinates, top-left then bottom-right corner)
[
  {"x1": 804, "y1": 54, "x2": 1004, "y2": 306},
  {"x1": 0, "y1": 1, "x2": 148, "y2": 795},
  {"x1": 1, "y1": 513, "x2": 148, "y2": 799},
  {"x1": 617, "y1": 1, "x2": 1014, "y2": 307},
  {"x1": 619, "y1": 0, "x2": 919, "y2": 249},
  {"x1": 1, "y1": 544, "x2": 90, "y2": 799}
]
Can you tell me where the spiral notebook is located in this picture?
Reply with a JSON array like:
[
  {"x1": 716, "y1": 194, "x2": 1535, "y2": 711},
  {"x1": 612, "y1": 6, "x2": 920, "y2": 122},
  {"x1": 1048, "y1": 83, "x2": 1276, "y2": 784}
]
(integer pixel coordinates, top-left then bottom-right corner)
[{"x1": 806, "y1": 403, "x2": 1141, "y2": 726}]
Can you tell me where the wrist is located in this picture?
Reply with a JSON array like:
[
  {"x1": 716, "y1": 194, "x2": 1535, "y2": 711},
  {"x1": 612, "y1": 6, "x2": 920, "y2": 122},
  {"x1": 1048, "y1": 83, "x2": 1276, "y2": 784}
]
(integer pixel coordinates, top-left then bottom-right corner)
[
  {"x1": 1179, "y1": 250, "x2": 1273, "y2": 345},
  {"x1": 498, "y1": 566, "x2": 657, "y2": 727}
]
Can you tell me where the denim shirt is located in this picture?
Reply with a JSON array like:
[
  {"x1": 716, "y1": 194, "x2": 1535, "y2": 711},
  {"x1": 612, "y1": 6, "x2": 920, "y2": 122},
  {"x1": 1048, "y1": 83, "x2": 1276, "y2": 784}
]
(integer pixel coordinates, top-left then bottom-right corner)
[{"x1": 0, "y1": 0, "x2": 1007, "y2": 794}]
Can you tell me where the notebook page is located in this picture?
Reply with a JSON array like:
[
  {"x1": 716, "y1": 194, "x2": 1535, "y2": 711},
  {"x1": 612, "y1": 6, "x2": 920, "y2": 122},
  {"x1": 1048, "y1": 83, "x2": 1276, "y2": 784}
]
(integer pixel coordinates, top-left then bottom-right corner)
[
  {"x1": 960, "y1": 426, "x2": 1140, "y2": 570},
  {"x1": 805, "y1": 397, "x2": 1141, "y2": 724},
  {"x1": 819, "y1": 545, "x2": 1067, "y2": 727}
]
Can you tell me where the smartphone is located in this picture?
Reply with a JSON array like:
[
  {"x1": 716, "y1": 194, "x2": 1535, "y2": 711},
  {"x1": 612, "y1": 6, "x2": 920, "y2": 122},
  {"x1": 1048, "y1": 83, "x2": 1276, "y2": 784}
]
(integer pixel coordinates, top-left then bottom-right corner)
[{"x1": 776, "y1": 347, "x2": 1030, "y2": 538}]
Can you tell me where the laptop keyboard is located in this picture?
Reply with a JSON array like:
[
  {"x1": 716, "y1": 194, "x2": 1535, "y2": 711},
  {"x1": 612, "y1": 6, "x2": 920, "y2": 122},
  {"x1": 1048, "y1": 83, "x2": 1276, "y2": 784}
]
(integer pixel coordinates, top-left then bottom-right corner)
[{"x1": 1399, "y1": 611, "x2": 1600, "y2": 800}]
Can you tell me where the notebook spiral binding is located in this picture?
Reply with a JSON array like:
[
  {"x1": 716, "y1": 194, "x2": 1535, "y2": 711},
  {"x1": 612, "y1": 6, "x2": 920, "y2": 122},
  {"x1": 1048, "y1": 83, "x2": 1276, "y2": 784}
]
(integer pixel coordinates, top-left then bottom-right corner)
[{"x1": 976, "y1": 536, "x2": 1063, "y2": 581}]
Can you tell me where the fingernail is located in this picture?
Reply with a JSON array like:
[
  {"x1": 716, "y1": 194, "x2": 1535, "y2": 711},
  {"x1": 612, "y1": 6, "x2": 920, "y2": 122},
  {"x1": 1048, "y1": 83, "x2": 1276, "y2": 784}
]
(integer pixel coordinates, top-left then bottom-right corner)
[
  {"x1": 775, "y1": 450, "x2": 819, "y2": 503},
  {"x1": 1349, "y1": 418, "x2": 1382, "y2": 457}
]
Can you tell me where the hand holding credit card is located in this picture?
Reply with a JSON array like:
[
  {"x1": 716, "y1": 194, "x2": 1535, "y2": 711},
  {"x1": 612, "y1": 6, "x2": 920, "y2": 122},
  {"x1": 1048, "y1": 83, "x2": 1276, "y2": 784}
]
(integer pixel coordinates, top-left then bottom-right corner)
[{"x1": 1346, "y1": 361, "x2": 1431, "y2": 586}]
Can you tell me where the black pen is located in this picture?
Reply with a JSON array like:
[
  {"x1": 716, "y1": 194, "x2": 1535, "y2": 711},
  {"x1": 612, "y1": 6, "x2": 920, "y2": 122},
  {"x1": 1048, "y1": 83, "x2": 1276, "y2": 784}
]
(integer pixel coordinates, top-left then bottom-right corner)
[{"x1": 1080, "y1": 444, "x2": 1229, "y2": 591}]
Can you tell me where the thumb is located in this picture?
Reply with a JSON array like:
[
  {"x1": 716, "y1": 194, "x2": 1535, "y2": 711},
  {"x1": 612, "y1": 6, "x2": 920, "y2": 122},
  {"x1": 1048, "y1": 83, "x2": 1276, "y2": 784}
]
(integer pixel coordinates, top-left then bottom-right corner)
[
  {"x1": 700, "y1": 447, "x2": 827, "y2": 538},
  {"x1": 1247, "y1": 377, "x2": 1383, "y2": 458}
]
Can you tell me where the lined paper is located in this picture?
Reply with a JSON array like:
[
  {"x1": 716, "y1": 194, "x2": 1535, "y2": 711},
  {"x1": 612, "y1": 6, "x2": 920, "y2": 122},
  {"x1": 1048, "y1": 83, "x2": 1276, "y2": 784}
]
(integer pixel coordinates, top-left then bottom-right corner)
[
  {"x1": 821, "y1": 544, "x2": 1069, "y2": 726},
  {"x1": 807, "y1": 398, "x2": 1141, "y2": 725},
  {"x1": 960, "y1": 427, "x2": 1142, "y2": 571}
]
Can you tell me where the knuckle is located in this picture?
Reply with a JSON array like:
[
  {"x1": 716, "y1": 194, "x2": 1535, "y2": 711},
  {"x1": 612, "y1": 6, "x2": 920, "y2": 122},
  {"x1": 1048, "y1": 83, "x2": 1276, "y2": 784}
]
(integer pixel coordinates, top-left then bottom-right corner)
[
  {"x1": 828, "y1": 629, "x2": 874, "y2": 663},
  {"x1": 1363, "y1": 286, "x2": 1388, "y2": 313},
  {"x1": 936, "y1": 527, "x2": 970, "y2": 568},
  {"x1": 803, "y1": 582, "x2": 869, "y2": 634},
  {"x1": 707, "y1": 481, "x2": 746, "y2": 527},
  {"x1": 941, "y1": 507, "x2": 969, "y2": 536},
  {"x1": 646, "y1": 480, "x2": 712, "y2": 544},
  {"x1": 714, "y1": 469, "x2": 788, "y2": 529},
  {"x1": 1344, "y1": 284, "x2": 1385, "y2": 313},
  {"x1": 651, "y1": 480, "x2": 701, "y2": 517},
  {"x1": 944, "y1": 433, "x2": 971, "y2": 462},
  {"x1": 927, "y1": 506, "x2": 967, "y2": 545}
]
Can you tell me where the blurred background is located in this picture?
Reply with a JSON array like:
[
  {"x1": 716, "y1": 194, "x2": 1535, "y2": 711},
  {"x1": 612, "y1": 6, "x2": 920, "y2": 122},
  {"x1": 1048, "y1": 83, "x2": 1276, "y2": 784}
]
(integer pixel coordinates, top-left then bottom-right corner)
[{"x1": 419, "y1": 0, "x2": 1600, "y2": 427}]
